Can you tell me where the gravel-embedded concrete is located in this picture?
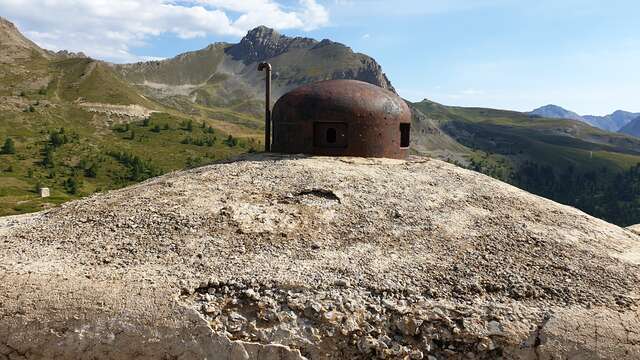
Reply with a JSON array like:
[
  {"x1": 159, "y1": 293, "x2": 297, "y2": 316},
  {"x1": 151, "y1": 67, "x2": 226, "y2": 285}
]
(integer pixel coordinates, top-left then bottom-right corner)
[
  {"x1": 628, "y1": 224, "x2": 640, "y2": 236},
  {"x1": 1, "y1": 154, "x2": 640, "y2": 359}
]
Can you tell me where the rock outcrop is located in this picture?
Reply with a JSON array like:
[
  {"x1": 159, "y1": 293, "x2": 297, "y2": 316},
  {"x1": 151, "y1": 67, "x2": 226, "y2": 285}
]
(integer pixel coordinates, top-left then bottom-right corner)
[
  {"x1": 0, "y1": 16, "x2": 50, "y2": 62},
  {"x1": 51, "y1": 49, "x2": 88, "y2": 59},
  {"x1": 1, "y1": 154, "x2": 640, "y2": 359},
  {"x1": 77, "y1": 101, "x2": 156, "y2": 119},
  {"x1": 226, "y1": 26, "x2": 316, "y2": 64}
]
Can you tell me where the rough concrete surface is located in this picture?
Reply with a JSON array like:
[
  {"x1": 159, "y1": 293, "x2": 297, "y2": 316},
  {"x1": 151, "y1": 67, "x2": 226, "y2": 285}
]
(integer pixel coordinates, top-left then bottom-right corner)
[
  {"x1": 628, "y1": 224, "x2": 640, "y2": 236},
  {"x1": 1, "y1": 154, "x2": 640, "y2": 359}
]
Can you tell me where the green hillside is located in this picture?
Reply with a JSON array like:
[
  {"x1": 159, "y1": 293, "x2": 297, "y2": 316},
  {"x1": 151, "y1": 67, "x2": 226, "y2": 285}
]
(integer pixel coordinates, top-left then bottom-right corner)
[
  {"x1": 412, "y1": 100, "x2": 640, "y2": 226},
  {"x1": 52, "y1": 58, "x2": 157, "y2": 106},
  {"x1": 0, "y1": 99, "x2": 260, "y2": 217},
  {"x1": 0, "y1": 41, "x2": 261, "y2": 216}
]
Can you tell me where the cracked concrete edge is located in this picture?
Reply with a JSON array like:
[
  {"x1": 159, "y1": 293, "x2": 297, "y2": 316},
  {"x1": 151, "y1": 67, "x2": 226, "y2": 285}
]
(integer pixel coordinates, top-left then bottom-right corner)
[
  {"x1": 3, "y1": 294, "x2": 639, "y2": 359},
  {"x1": 1, "y1": 271, "x2": 638, "y2": 360},
  {"x1": 518, "y1": 312, "x2": 553, "y2": 360},
  {"x1": 627, "y1": 224, "x2": 640, "y2": 236},
  {"x1": 0, "y1": 304, "x2": 305, "y2": 360},
  {"x1": 0, "y1": 272, "x2": 305, "y2": 360},
  {"x1": 530, "y1": 307, "x2": 640, "y2": 360}
]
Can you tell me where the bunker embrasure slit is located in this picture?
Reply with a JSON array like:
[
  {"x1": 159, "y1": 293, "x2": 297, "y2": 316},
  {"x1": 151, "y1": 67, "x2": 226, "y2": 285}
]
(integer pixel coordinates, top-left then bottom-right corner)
[
  {"x1": 326, "y1": 127, "x2": 337, "y2": 144},
  {"x1": 313, "y1": 122, "x2": 348, "y2": 148},
  {"x1": 400, "y1": 123, "x2": 411, "y2": 148}
]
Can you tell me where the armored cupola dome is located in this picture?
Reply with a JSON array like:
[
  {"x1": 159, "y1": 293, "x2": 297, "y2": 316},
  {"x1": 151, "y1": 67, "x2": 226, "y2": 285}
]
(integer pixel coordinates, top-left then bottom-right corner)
[{"x1": 271, "y1": 80, "x2": 411, "y2": 159}]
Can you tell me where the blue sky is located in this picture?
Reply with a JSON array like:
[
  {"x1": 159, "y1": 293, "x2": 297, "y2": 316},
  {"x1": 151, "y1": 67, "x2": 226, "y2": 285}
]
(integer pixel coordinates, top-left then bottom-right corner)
[{"x1": 2, "y1": 0, "x2": 638, "y2": 115}]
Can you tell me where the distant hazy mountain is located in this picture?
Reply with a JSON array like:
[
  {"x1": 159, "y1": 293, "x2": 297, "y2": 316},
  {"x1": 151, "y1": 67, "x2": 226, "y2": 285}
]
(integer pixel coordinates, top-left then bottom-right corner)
[
  {"x1": 530, "y1": 105, "x2": 639, "y2": 133},
  {"x1": 584, "y1": 111, "x2": 640, "y2": 132},
  {"x1": 619, "y1": 116, "x2": 640, "y2": 137},
  {"x1": 529, "y1": 105, "x2": 584, "y2": 121}
]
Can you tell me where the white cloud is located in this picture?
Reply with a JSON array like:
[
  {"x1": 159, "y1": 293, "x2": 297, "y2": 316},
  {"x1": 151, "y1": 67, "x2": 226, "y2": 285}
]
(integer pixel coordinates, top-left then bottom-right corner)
[
  {"x1": 330, "y1": 0, "x2": 514, "y2": 17},
  {"x1": 0, "y1": 0, "x2": 330, "y2": 63},
  {"x1": 195, "y1": 0, "x2": 329, "y2": 30}
]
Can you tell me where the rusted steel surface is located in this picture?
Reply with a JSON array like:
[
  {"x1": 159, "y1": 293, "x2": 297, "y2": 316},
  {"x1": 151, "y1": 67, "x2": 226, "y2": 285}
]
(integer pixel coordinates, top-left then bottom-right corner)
[
  {"x1": 258, "y1": 62, "x2": 272, "y2": 152},
  {"x1": 271, "y1": 80, "x2": 411, "y2": 159}
]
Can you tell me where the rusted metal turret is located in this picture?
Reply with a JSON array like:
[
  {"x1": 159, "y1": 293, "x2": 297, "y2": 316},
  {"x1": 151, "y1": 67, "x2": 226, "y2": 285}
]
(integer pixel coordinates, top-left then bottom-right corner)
[{"x1": 271, "y1": 80, "x2": 411, "y2": 159}]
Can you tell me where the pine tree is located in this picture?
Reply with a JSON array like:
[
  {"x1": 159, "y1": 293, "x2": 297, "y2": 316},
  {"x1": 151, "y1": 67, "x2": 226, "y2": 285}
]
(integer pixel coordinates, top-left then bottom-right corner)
[
  {"x1": 42, "y1": 145, "x2": 55, "y2": 168},
  {"x1": 224, "y1": 135, "x2": 238, "y2": 147},
  {"x1": 64, "y1": 177, "x2": 80, "y2": 194},
  {"x1": 49, "y1": 130, "x2": 68, "y2": 148},
  {"x1": 85, "y1": 163, "x2": 98, "y2": 178},
  {"x1": 1, "y1": 138, "x2": 16, "y2": 154}
]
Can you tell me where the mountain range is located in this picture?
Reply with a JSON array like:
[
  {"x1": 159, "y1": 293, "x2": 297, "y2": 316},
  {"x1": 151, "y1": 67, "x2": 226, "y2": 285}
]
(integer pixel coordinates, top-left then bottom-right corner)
[
  {"x1": 530, "y1": 104, "x2": 640, "y2": 135},
  {"x1": 2, "y1": 16, "x2": 640, "y2": 225},
  {"x1": 619, "y1": 118, "x2": 640, "y2": 137},
  {"x1": 113, "y1": 26, "x2": 395, "y2": 119}
]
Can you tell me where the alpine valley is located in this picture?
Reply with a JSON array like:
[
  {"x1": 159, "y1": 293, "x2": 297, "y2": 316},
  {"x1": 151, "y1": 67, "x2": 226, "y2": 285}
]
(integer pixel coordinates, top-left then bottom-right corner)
[{"x1": 2, "y1": 16, "x2": 640, "y2": 226}]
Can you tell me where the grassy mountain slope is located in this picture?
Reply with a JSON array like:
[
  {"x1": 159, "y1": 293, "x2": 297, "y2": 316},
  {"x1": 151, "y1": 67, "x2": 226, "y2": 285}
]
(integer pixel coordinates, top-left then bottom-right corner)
[
  {"x1": 0, "y1": 17, "x2": 261, "y2": 216},
  {"x1": 52, "y1": 58, "x2": 156, "y2": 106},
  {"x1": 413, "y1": 100, "x2": 640, "y2": 170},
  {"x1": 0, "y1": 103, "x2": 255, "y2": 216},
  {"x1": 116, "y1": 43, "x2": 228, "y2": 86},
  {"x1": 412, "y1": 99, "x2": 640, "y2": 225},
  {"x1": 0, "y1": 72, "x2": 259, "y2": 217}
]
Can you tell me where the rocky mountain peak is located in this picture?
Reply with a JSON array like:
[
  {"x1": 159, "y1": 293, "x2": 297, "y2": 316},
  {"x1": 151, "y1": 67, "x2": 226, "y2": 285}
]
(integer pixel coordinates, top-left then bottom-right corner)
[
  {"x1": 116, "y1": 23, "x2": 395, "y2": 103},
  {"x1": 529, "y1": 104, "x2": 584, "y2": 121},
  {"x1": 610, "y1": 110, "x2": 638, "y2": 119},
  {"x1": 52, "y1": 49, "x2": 88, "y2": 59},
  {"x1": 243, "y1": 25, "x2": 282, "y2": 43},
  {"x1": 1, "y1": 16, "x2": 26, "y2": 43},
  {"x1": 0, "y1": 16, "x2": 50, "y2": 62},
  {"x1": 1, "y1": 16, "x2": 87, "y2": 62},
  {"x1": 0, "y1": 16, "x2": 16, "y2": 30},
  {"x1": 228, "y1": 26, "x2": 317, "y2": 63}
]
